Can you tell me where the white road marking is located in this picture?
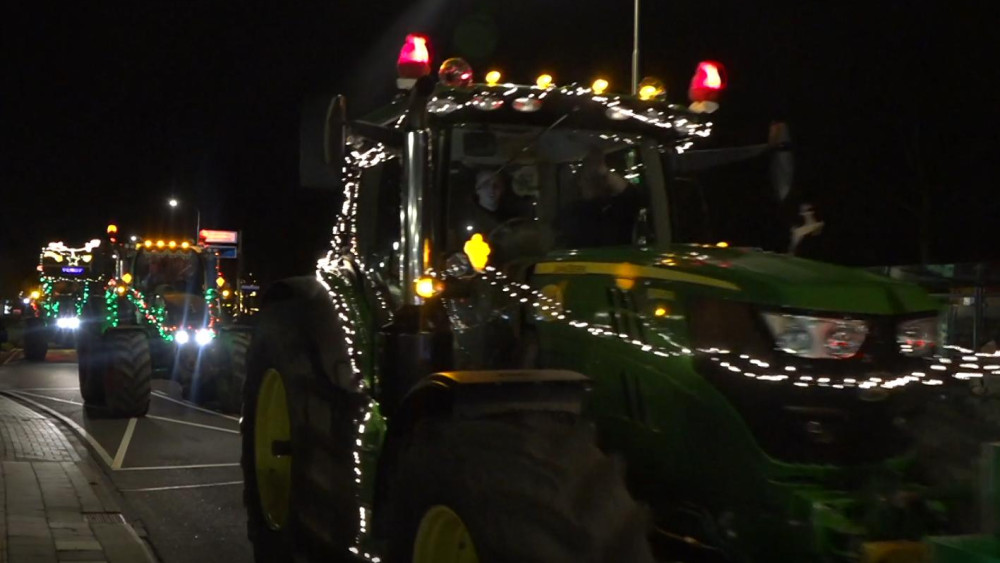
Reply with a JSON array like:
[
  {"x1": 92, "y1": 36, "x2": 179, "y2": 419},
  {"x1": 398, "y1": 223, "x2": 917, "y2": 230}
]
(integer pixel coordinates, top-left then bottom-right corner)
[
  {"x1": 151, "y1": 390, "x2": 240, "y2": 422},
  {"x1": 3, "y1": 391, "x2": 115, "y2": 468},
  {"x1": 116, "y1": 462, "x2": 241, "y2": 471},
  {"x1": 145, "y1": 414, "x2": 240, "y2": 434},
  {"x1": 121, "y1": 480, "x2": 243, "y2": 492},
  {"x1": 13, "y1": 387, "x2": 80, "y2": 392},
  {"x1": 12, "y1": 390, "x2": 83, "y2": 406},
  {"x1": 112, "y1": 418, "x2": 138, "y2": 469}
]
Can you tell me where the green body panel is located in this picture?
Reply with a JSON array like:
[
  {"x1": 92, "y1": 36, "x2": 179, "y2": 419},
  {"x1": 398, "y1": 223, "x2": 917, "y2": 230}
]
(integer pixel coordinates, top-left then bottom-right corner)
[{"x1": 542, "y1": 245, "x2": 941, "y2": 315}]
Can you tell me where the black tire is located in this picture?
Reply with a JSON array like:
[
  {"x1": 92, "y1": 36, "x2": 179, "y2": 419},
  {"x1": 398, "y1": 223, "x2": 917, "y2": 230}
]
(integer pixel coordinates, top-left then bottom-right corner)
[
  {"x1": 242, "y1": 292, "x2": 360, "y2": 563},
  {"x1": 101, "y1": 330, "x2": 152, "y2": 417},
  {"x1": 24, "y1": 317, "x2": 49, "y2": 361},
  {"x1": 386, "y1": 412, "x2": 656, "y2": 563},
  {"x1": 77, "y1": 325, "x2": 105, "y2": 405},
  {"x1": 215, "y1": 330, "x2": 250, "y2": 414}
]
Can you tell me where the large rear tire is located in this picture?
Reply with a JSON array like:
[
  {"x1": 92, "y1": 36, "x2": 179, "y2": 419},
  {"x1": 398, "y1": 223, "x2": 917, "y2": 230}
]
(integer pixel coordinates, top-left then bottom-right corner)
[
  {"x1": 77, "y1": 325, "x2": 105, "y2": 404},
  {"x1": 386, "y1": 412, "x2": 656, "y2": 563},
  {"x1": 241, "y1": 293, "x2": 360, "y2": 563},
  {"x1": 101, "y1": 330, "x2": 152, "y2": 417},
  {"x1": 215, "y1": 330, "x2": 250, "y2": 414},
  {"x1": 24, "y1": 317, "x2": 49, "y2": 361}
]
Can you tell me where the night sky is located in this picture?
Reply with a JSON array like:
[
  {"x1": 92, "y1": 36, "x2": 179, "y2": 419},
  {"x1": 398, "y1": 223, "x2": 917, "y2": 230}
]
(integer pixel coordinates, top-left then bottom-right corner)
[{"x1": 2, "y1": 2, "x2": 996, "y2": 296}]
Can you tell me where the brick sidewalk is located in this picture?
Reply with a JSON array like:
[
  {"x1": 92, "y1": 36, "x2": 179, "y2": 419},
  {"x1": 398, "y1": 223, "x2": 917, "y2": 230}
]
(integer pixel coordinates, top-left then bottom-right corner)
[{"x1": 0, "y1": 394, "x2": 157, "y2": 563}]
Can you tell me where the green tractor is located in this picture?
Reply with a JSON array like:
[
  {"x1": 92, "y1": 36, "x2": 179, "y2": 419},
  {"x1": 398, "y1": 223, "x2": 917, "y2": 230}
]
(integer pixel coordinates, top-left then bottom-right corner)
[
  {"x1": 23, "y1": 237, "x2": 109, "y2": 361},
  {"x1": 242, "y1": 37, "x2": 998, "y2": 562},
  {"x1": 77, "y1": 235, "x2": 248, "y2": 417}
]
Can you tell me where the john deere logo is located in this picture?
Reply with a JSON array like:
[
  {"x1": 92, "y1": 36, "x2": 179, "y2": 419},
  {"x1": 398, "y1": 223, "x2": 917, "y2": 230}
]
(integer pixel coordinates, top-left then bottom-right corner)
[{"x1": 537, "y1": 284, "x2": 565, "y2": 321}]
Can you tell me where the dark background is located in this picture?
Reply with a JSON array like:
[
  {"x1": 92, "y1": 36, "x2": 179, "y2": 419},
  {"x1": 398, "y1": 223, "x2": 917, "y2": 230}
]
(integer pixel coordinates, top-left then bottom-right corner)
[{"x1": 2, "y1": 1, "x2": 996, "y2": 296}]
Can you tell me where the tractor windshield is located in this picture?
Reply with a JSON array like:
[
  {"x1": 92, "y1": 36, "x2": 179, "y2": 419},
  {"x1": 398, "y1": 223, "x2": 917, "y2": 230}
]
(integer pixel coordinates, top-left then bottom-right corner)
[
  {"x1": 444, "y1": 125, "x2": 663, "y2": 266},
  {"x1": 133, "y1": 250, "x2": 205, "y2": 295}
]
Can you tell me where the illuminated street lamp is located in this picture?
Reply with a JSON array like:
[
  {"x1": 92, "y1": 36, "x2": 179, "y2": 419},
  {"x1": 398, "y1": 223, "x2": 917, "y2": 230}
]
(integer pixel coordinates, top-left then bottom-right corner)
[{"x1": 167, "y1": 197, "x2": 200, "y2": 240}]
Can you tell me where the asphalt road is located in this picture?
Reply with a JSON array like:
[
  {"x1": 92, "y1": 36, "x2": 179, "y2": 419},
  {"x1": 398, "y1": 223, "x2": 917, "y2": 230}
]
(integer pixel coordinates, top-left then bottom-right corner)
[{"x1": 0, "y1": 349, "x2": 253, "y2": 563}]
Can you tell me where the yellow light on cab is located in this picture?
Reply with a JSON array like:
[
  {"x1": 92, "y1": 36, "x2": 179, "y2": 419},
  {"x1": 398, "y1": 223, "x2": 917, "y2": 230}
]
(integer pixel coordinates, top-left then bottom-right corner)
[
  {"x1": 615, "y1": 277, "x2": 634, "y2": 290},
  {"x1": 168, "y1": 240, "x2": 177, "y2": 249},
  {"x1": 121, "y1": 273, "x2": 133, "y2": 284},
  {"x1": 485, "y1": 70, "x2": 501, "y2": 86},
  {"x1": 463, "y1": 233, "x2": 491, "y2": 272},
  {"x1": 156, "y1": 240, "x2": 165, "y2": 248},
  {"x1": 144, "y1": 240, "x2": 153, "y2": 248},
  {"x1": 106, "y1": 224, "x2": 118, "y2": 234},
  {"x1": 216, "y1": 276, "x2": 226, "y2": 288},
  {"x1": 716, "y1": 241, "x2": 729, "y2": 248},
  {"x1": 654, "y1": 305, "x2": 669, "y2": 317},
  {"x1": 637, "y1": 76, "x2": 666, "y2": 101},
  {"x1": 415, "y1": 277, "x2": 443, "y2": 299},
  {"x1": 536, "y1": 74, "x2": 553, "y2": 89},
  {"x1": 30, "y1": 290, "x2": 41, "y2": 300},
  {"x1": 591, "y1": 78, "x2": 609, "y2": 95}
]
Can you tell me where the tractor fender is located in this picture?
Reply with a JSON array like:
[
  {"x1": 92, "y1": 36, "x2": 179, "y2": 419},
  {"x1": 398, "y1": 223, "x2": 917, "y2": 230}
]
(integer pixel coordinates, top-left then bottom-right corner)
[{"x1": 259, "y1": 275, "x2": 360, "y2": 390}]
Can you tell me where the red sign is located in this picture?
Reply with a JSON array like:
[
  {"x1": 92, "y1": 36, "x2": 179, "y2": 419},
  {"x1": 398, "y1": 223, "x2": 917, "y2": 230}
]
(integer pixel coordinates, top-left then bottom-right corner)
[{"x1": 199, "y1": 229, "x2": 238, "y2": 244}]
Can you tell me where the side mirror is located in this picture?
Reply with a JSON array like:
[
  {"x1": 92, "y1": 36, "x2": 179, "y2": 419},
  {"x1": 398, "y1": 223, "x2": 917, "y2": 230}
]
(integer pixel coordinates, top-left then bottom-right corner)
[
  {"x1": 324, "y1": 95, "x2": 347, "y2": 178},
  {"x1": 768, "y1": 122, "x2": 794, "y2": 202},
  {"x1": 299, "y1": 94, "x2": 346, "y2": 190}
]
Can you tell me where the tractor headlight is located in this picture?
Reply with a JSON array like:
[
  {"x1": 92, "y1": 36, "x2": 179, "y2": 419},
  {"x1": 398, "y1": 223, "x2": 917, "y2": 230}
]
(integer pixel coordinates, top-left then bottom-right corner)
[
  {"x1": 761, "y1": 313, "x2": 868, "y2": 359},
  {"x1": 195, "y1": 329, "x2": 214, "y2": 347},
  {"x1": 897, "y1": 317, "x2": 937, "y2": 357},
  {"x1": 56, "y1": 317, "x2": 80, "y2": 329},
  {"x1": 175, "y1": 330, "x2": 190, "y2": 344}
]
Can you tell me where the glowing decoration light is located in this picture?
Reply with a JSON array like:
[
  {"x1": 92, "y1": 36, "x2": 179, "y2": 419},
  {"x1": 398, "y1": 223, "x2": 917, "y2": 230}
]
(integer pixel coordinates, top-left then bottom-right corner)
[
  {"x1": 654, "y1": 306, "x2": 669, "y2": 317},
  {"x1": 414, "y1": 277, "x2": 442, "y2": 299},
  {"x1": 485, "y1": 70, "x2": 501, "y2": 85},
  {"x1": 637, "y1": 77, "x2": 666, "y2": 101},
  {"x1": 688, "y1": 61, "x2": 726, "y2": 102},
  {"x1": 536, "y1": 74, "x2": 554, "y2": 89},
  {"x1": 121, "y1": 273, "x2": 133, "y2": 284},
  {"x1": 168, "y1": 240, "x2": 177, "y2": 249},
  {"x1": 716, "y1": 241, "x2": 729, "y2": 248},
  {"x1": 195, "y1": 329, "x2": 214, "y2": 346},
  {"x1": 216, "y1": 276, "x2": 226, "y2": 288},
  {"x1": 181, "y1": 241, "x2": 190, "y2": 249},
  {"x1": 438, "y1": 57, "x2": 473, "y2": 88},
  {"x1": 591, "y1": 78, "x2": 609, "y2": 95},
  {"x1": 107, "y1": 224, "x2": 118, "y2": 234},
  {"x1": 156, "y1": 240, "x2": 165, "y2": 249},
  {"x1": 397, "y1": 34, "x2": 431, "y2": 80},
  {"x1": 116, "y1": 285, "x2": 127, "y2": 295},
  {"x1": 30, "y1": 290, "x2": 41, "y2": 300},
  {"x1": 463, "y1": 233, "x2": 491, "y2": 271},
  {"x1": 144, "y1": 240, "x2": 153, "y2": 248},
  {"x1": 222, "y1": 289, "x2": 231, "y2": 299}
]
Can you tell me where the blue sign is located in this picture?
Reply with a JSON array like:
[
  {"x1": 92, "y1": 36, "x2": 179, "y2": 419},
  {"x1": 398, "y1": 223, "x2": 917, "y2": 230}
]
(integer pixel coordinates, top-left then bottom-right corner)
[
  {"x1": 208, "y1": 245, "x2": 239, "y2": 259},
  {"x1": 61, "y1": 266, "x2": 85, "y2": 275}
]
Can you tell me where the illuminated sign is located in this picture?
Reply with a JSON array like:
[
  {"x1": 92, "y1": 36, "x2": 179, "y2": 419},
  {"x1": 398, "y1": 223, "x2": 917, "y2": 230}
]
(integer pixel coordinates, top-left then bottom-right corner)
[
  {"x1": 199, "y1": 229, "x2": 239, "y2": 244},
  {"x1": 61, "y1": 266, "x2": 85, "y2": 275}
]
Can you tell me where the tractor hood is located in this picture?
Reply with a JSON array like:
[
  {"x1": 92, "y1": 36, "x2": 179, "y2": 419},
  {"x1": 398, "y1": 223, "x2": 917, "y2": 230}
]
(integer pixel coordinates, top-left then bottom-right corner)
[{"x1": 539, "y1": 245, "x2": 941, "y2": 315}]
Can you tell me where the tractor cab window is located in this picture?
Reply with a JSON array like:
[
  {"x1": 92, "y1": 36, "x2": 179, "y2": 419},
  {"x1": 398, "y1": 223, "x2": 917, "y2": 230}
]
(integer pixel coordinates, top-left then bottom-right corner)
[
  {"x1": 356, "y1": 157, "x2": 404, "y2": 302},
  {"x1": 133, "y1": 251, "x2": 205, "y2": 294},
  {"x1": 444, "y1": 126, "x2": 659, "y2": 269}
]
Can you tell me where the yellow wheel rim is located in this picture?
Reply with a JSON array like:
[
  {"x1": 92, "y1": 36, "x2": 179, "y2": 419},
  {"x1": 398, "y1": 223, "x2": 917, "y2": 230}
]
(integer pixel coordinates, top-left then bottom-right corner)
[
  {"x1": 254, "y1": 368, "x2": 291, "y2": 530},
  {"x1": 413, "y1": 505, "x2": 479, "y2": 563}
]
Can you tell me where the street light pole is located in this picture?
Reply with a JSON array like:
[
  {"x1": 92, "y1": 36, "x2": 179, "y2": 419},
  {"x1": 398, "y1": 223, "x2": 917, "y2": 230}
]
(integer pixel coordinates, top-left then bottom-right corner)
[{"x1": 632, "y1": 0, "x2": 640, "y2": 95}]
